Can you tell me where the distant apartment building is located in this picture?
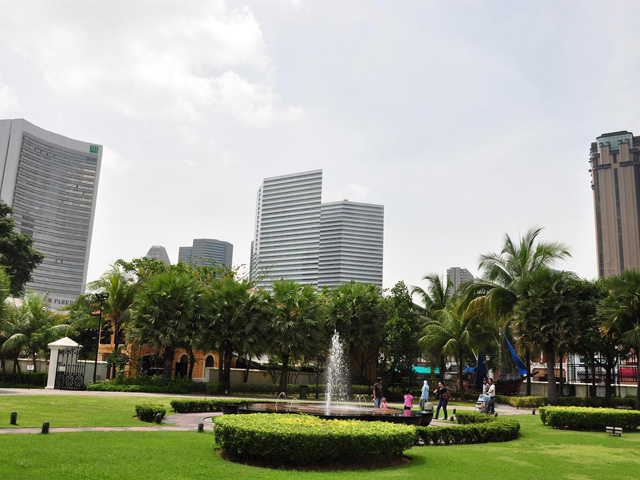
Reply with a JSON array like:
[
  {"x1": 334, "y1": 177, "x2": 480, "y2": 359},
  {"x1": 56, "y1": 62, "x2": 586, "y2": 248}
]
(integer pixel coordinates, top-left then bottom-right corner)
[
  {"x1": 250, "y1": 170, "x2": 384, "y2": 290},
  {"x1": 590, "y1": 131, "x2": 640, "y2": 277},
  {"x1": 145, "y1": 245, "x2": 171, "y2": 266},
  {"x1": 0, "y1": 119, "x2": 102, "y2": 308},
  {"x1": 178, "y1": 238, "x2": 233, "y2": 269},
  {"x1": 446, "y1": 267, "x2": 473, "y2": 295}
]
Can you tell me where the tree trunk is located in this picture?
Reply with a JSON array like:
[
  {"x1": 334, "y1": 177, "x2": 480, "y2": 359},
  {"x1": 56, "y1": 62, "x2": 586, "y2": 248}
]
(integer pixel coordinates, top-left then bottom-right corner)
[
  {"x1": 439, "y1": 354, "x2": 446, "y2": 382},
  {"x1": 458, "y1": 349, "x2": 464, "y2": 392},
  {"x1": 187, "y1": 349, "x2": 195, "y2": 380},
  {"x1": 244, "y1": 356, "x2": 251, "y2": 383},
  {"x1": 636, "y1": 343, "x2": 640, "y2": 411},
  {"x1": 223, "y1": 344, "x2": 233, "y2": 395},
  {"x1": 558, "y1": 351, "x2": 564, "y2": 398},
  {"x1": 32, "y1": 353, "x2": 37, "y2": 375},
  {"x1": 111, "y1": 325, "x2": 120, "y2": 380},
  {"x1": 217, "y1": 349, "x2": 224, "y2": 384},
  {"x1": 279, "y1": 353, "x2": 290, "y2": 394},
  {"x1": 546, "y1": 349, "x2": 559, "y2": 405},
  {"x1": 525, "y1": 348, "x2": 531, "y2": 396},
  {"x1": 162, "y1": 346, "x2": 174, "y2": 386}
]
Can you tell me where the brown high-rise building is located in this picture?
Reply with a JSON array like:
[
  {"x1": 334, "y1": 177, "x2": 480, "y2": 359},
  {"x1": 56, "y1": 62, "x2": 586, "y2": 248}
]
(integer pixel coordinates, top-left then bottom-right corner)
[{"x1": 590, "y1": 131, "x2": 640, "y2": 277}]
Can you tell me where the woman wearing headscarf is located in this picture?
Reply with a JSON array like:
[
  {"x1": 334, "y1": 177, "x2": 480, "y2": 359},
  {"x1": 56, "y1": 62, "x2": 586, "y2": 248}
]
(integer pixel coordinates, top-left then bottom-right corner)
[{"x1": 420, "y1": 379, "x2": 430, "y2": 410}]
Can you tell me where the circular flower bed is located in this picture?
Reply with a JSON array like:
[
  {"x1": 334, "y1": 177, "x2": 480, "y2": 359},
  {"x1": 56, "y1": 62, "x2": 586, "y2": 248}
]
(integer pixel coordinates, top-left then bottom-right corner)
[{"x1": 214, "y1": 413, "x2": 416, "y2": 468}]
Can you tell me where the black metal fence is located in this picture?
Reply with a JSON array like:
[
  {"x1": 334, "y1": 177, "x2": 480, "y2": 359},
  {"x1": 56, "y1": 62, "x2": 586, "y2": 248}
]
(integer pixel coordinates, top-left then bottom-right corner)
[{"x1": 565, "y1": 353, "x2": 637, "y2": 386}]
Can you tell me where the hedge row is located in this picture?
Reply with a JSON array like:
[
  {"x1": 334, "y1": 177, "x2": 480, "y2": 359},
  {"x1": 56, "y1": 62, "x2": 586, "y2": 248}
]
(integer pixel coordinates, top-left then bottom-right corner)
[
  {"x1": 170, "y1": 398, "x2": 260, "y2": 413},
  {"x1": 214, "y1": 413, "x2": 415, "y2": 467},
  {"x1": 0, "y1": 372, "x2": 48, "y2": 386},
  {"x1": 455, "y1": 411, "x2": 498, "y2": 424},
  {"x1": 495, "y1": 395, "x2": 637, "y2": 409},
  {"x1": 87, "y1": 381, "x2": 205, "y2": 394},
  {"x1": 416, "y1": 414, "x2": 520, "y2": 445},
  {"x1": 135, "y1": 403, "x2": 166, "y2": 422},
  {"x1": 540, "y1": 406, "x2": 640, "y2": 431}
]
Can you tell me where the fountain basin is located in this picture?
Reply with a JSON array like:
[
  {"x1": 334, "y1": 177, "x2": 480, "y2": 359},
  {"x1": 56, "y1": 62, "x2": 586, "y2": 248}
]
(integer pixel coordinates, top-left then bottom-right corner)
[{"x1": 237, "y1": 402, "x2": 431, "y2": 426}]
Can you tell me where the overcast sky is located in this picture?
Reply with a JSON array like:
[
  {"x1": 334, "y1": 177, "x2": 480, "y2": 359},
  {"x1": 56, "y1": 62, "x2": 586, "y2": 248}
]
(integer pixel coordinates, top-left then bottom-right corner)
[{"x1": 2, "y1": 0, "x2": 640, "y2": 293}]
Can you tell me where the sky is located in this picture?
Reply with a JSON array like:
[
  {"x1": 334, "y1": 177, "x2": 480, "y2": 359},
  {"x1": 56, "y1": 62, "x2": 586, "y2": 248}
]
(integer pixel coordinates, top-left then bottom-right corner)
[{"x1": 2, "y1": 0, "x2": 640, "y2": 293}]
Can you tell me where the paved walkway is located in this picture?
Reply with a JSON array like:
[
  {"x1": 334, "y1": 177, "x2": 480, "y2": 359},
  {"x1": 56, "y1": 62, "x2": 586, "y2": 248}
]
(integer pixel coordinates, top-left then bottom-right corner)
[{"x1": 0, "y1": 387, "x2": 525, "y2": 434}]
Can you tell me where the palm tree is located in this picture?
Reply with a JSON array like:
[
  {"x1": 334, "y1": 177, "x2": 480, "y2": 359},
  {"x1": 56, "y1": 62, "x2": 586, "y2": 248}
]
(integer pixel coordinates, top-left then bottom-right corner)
[
  {"x1": 599, "y1": 270, "x2": 640, "y2": 410},
  {"x1": 463, "y1": 227, "x2": 570, "y2": 393},
  {"x1": 325, "y1": 282, "x2": 384, "y2": 380},
  {"x1": 1, "y1": 292, "x2": 69, "y2": 375},
  {"x1": 265, "y1": 280, "x2": 323, "y2": 394},
  {"x1": 0, "y1": 267, "x2": 10, "y2": 379},
  {"x1": 87, "y1": 266, "x2": 135, "y2": 377},
  {"x1": 202, "y1": 275, "x2": 267, "y2": 394},
  {"x1": 129, "y1": 271, "x2": 204, "y2": 385},
  {"x1": 421, "y1": 296, "x2": 489, "y2": 391},
  {"x1": 514, "y1": 268, "x2": 580, "y2": 405}
]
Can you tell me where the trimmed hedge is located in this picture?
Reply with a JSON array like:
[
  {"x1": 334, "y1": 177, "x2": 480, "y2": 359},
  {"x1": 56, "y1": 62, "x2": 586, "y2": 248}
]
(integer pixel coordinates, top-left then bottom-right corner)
[
  {"x1": 416, "y1": 413, "x2": 520, "y2": 445},
  {"x1": 214, "y1": 413, "x2": 415, "y2": 467},
  {"x1": 135, "y1": 403, "x2": 166, "y2": 422},
  {"x1": 540, "y1": 406, "x2": 640, "y2": 431},
  {"x1": 0, "y1": 372, "x2": 48, "y2": 386},
  {"x1": 495, "y1": 395, "x2": 637, "y2": 409},
  {"x1": 170, "y1": 398, "x2": 259, "y2": 413}
]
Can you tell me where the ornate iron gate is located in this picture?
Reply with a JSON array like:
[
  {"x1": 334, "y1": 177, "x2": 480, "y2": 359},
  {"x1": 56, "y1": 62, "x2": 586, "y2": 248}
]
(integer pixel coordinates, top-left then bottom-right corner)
[{"x1": 54, "y1": 346, "x2": 86, "y2": 390}]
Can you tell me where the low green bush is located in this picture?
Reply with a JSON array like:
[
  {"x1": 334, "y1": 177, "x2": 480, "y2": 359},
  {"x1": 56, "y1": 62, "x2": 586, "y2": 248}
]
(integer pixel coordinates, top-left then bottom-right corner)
[
  {"x1": 87, "y1": 380, "x2": 215, "y2": 394},
  {"x1": 214, "y1": 413, "x2": 415, "y2": 467},
  {"x1": 455, "y1": 411, "x2": 496, "y2": 424},
  {"x1": 540, "y1": 406, "x2": 640, "y2": 431},
  {"x1": 416, "y1": 416, "x2": 520, "y2": 445},
  {"x1": 0, "y1": 372, "x2": 47, "y2": 386},
  {"x1": 135, "y1": 403, "x2": 166, "y2": 422},
  {"x1": 495, "y1": 395, "x2": 547, "y2": 408},
  {"x1": 170, "y1": 398, "x2": 256, "y2": 413}
]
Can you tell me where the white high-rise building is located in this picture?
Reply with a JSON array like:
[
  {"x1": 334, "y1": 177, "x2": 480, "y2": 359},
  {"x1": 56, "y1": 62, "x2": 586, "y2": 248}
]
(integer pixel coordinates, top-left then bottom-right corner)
[
  {"x1": 319, "y1": 201, "x2": 384, "y2": 288},
  {"x1": 146, "y1": 245, "x2": 171, "y2": 266},
  {"x1": 250, "y1": 170, "x2": 384, "y2": 290},
  {"x1": 0, "y1": 119, "x2": 103, "y2": 308},
  {"x1": 446, "y1": 267, "x2": 473, "y2": 295}
]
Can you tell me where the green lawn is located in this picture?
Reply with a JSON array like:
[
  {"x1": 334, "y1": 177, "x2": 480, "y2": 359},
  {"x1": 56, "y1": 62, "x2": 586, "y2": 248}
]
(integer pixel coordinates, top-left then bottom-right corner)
[
  {"x1": 0, "y1": 395, "x2": 639, "y2": 479},
  {"x1": 0, "y1": 395, "x2": 178, "y2": 427}
]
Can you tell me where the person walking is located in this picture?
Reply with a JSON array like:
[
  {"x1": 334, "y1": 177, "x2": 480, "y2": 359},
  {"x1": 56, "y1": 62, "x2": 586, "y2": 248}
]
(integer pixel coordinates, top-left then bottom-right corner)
[
  {"x1": 420, "y1": 379, "x2": 430, "y2": 410},
  {"x1": 482, "y1": 377, "x2": 489, "y2": 395},
  {"x1": 373, "y1": 377, "x2": 383, "y2": 408},
  {"x1": 487, "y1": 378, "x2": 496, "y2": 414},
  {"x1": 434, "y1": 381, "x2": 450, "y2": 420}
]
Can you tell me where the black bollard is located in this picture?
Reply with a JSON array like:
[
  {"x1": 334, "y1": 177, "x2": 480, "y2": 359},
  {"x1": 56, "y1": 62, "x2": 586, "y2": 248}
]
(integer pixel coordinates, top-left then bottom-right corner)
[
  {"x1": 41, "y1": 422, "x2": 50, "y2": 434},
  {"x1": 198, "y1": 423, "x2": 204, "y2": 433},
  {"x1": 10, "y1": 412, "x2": 17, "y2": 425},
  {"x1": 532, "y1": 409, "x2": 536, "y2": 415},
  {"x1": 155, "y1": 413, "x2": 163, "y2": 424},
  {"x1": 452, "y1": 408, "x2": 457, "y2": 415}
]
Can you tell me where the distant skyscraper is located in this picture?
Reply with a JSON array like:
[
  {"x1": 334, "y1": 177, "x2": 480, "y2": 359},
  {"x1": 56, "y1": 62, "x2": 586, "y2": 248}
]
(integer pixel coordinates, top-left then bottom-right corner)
[
  {"x1": 146, "y1": 245, "x2": 171, "y2": 266},
  {"x1": 0, "y1": 119, "x2": 102, "y2": 308},
  {"x1": 178, "y1": 239, "x2": 233, "y2": 268},
  {"x1": 590, "y1": 131, "x2": 640, "y2": 277},
  {"x1": 319, "y1": 201, "x2": 384, "y2": 288},
  {"x1": 446, "y1": 267, "x2": 473, "y2": 295},
  {"x1": 250, "y1": 170, "x2": 384, "y2": 290}
]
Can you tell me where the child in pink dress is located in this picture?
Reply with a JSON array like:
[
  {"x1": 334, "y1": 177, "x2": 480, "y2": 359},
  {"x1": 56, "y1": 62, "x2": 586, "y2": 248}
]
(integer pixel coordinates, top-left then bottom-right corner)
[
  {"x1": 403, "y1": 388, "x2": 414, "y2": 417},
  {"x1": 380, "y1": 398, "x2": 389, "y2": 409}
]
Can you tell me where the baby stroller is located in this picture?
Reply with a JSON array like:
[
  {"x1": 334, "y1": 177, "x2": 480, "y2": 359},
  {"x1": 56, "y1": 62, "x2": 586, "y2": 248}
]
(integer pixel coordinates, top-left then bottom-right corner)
[{"x1": 475, "y1": 393, "x2": 490, "y2": 414}]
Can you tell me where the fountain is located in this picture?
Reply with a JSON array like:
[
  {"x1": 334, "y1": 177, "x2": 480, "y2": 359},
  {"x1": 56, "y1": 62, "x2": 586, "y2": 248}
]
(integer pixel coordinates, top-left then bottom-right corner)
[{"x1": 238, "y1": 332, "x2": 432, "y2": 426}]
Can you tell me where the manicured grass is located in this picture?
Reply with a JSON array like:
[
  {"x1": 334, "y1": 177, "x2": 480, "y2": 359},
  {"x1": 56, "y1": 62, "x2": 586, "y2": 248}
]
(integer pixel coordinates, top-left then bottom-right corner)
[
  {"x1": 0, "y1": 415, "x2": 639, "y2": 479},
  {"x1": 0, "y1": 395, "x2": 178, "y2": 428}
]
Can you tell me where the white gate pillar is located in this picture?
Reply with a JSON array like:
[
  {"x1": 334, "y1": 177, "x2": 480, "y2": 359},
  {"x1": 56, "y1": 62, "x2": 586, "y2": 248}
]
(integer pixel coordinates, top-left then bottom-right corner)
[{"x1": 46, "y1": 337, "x2": 80, "y2": 389}]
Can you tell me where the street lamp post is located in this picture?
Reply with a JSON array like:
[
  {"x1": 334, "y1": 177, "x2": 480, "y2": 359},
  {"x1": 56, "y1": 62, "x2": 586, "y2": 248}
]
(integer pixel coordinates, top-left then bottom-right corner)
[{"x1": 93, "y1": 292, "x2": 110, "y2": 383}]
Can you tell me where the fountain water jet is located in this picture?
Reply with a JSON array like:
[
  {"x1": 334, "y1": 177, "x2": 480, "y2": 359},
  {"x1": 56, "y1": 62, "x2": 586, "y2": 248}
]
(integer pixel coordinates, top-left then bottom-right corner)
[{"x1": 325, "y1": 331, "x2": 350, "y2": 409}]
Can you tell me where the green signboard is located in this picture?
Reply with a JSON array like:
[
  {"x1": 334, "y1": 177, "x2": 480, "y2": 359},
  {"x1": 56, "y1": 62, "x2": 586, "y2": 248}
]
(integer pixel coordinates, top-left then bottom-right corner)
[{"x1": 89, "y1": 145, "x2": 99, "y2": 153}]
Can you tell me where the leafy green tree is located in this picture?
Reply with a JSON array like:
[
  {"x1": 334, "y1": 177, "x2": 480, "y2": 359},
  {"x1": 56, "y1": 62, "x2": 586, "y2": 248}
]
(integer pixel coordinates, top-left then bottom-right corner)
[
  {"x1": 464, "y1": 227, "x2": 570, "y2": 394},
  {"x1": 0, "y1": 200, "x2": 44, "y2": 296},
  {"x1": 599, "y1": 270, "x2": 640, "y2": 409},
  {"x1": 202, "y1": 275, "x2": 267, "y2": 394},
  {"x1": 265, "y1": 280, "x2": 323, "y2": 394},
  {"x1": 514, "y1": 268, "x2": 580, "y2": 405},
  {"x1": 129, "y1": 271, "x2": 204, "y2": 385},
  {"x1": 86, "y1": 266, "x2": 136, "y2": 377},
  {"x1": 325, "y1": 282, "x2": 385, "y2": 380},
  {"x1": 0, "y1": 291, "x2": 70, "y2": 374}
]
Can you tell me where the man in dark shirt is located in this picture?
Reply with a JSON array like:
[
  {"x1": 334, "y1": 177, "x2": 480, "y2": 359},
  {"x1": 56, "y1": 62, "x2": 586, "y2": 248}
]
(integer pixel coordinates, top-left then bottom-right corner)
[{"x1": 373, "y1": 377, "x2": 383, "y2": 408}]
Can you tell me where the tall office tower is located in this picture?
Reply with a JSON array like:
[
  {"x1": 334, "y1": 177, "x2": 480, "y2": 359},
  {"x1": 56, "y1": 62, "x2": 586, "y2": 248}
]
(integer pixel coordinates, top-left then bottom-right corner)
[
  {"x1": 250, "y1": 170, "x2": 384, "y2": 290},
  {"x1": 590, "y1": 131, "x2": 640, "y2": 277},
  {"x1": 145, "y1": 245, "x2": 171, "y2": 266},
  {"x1": 178, "y1": 239, "x2": 233, "y2": 268},
  {"x1": 318, "y1": 201, "x2": 384, "y2": 288},
  {"x1": 446, "y1": 267, "x2": 473, "y2": 295},
  {"x1": 0, "y1": 119, "x2": 102, "y2": 308},
  {"x1": 251, "y1": 170, "x2": 322, "y2": 289}
]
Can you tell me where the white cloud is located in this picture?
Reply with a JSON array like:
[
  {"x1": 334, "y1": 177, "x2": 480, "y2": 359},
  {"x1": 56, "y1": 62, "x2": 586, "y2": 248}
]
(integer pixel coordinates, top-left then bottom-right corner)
[
  {"x1": 0, "y1": 76, "x2": 18, "y2": 114},
  {"x1": 100, "y1": 146, "x2": 132, "y2": 172},
  {"x1": 0, "y1": 1, "x2": 299, "y2": 127},
  {"x1": 343, "y1": 182, "x2": 371, "y2": 202}
]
